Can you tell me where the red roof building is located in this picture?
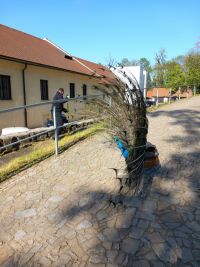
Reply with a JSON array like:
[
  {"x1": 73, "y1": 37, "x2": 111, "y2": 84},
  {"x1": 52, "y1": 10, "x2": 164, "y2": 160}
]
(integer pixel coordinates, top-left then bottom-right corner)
[
  {"x1": 0, "y1": 24, "x2": 96, "y2": 76},
  {"x1": 173, "y1": 89, "x2": 193, "y2": 98},
  {"x1": 0, "y1": 24, "x2": 117, "y2": 83},
  {"x1": 147, "y1": 88, "x2": 170, "y2": 98},
  {"x1": 0, "y1": 24, "x2": 116, "y2": 129}
]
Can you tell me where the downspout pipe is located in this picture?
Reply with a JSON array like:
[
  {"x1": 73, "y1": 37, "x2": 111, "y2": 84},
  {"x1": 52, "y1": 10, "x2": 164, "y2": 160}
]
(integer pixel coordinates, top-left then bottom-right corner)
[{"x1": 22, "y1": 64, "x2": 28, "y2": 127}]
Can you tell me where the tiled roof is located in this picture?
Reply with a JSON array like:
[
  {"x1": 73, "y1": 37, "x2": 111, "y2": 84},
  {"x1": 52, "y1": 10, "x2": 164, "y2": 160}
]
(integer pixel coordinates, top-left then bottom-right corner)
[
  {"x1": 173, "y1": 89, "x2": 193, "y2": 97},
  {"x1": 147, "y1": 88, "x2": 170, "y2": 97},
  {"x1": 146, "y1": 90, "x2": 153, "y2": 98},
  {"x1": 0, "y1": 24, "x2": 94, "y2": 76},
  {"x1": 75, "y1": 57, "x2": 118, "y2": 85}
]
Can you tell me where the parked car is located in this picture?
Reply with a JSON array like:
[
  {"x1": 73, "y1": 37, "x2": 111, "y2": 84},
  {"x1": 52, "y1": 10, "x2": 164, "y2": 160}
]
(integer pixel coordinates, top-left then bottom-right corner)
[{"x1": 144, "y1": 99, "x2": 156, "y2": 107}]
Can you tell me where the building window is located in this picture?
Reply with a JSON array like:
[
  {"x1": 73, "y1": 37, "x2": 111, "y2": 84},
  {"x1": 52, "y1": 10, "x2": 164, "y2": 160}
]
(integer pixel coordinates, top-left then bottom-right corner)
[
  {"x1": 0, "y1": 75, "x2": 11, "y2": 100},
  {"x1": 83, "y1": 84, "x2": 87, "y2": 100},
  {"x1": 70, "y1": 83, "x2": 75, "y2": 98},
  {"x1": 40, "y1": 80, "x2": 48, "y2": 100}
]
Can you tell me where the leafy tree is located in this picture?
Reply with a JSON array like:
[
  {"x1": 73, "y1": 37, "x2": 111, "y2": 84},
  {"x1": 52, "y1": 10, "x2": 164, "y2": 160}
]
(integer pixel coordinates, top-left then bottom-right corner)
[
  {"x1": 139, "y1": 57, "x2": 151, "y2": 72},
  {"x1": 120, "y1": 58, "x2": 139, "y2": 67},
  {"x1": 184, "y1": 53, "x2": 200, "y2": 92},
  {"x1": 118, "y1": 46, "x2": 200, "y2": 94},
  {"x1": 139, "y1": 57, "x2": 152, "y2": 89},
  {"x1": 165, "y1": 61, "x2": 186, "y2": 92},
  {"x1": 120, "y1": 58, "x2": 132, "y2": 66},
  {"x1": 172, "y1": 55, "x2": 185, "y2": 67}
]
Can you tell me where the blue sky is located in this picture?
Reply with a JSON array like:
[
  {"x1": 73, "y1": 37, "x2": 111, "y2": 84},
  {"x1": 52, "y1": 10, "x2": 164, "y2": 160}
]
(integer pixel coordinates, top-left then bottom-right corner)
[{"x1": 1, "y1": 0, "x2": 199, "y2": 65}]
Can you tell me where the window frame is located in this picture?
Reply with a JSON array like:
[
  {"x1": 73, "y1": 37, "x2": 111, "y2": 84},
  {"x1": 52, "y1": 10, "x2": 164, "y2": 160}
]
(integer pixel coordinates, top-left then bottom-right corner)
[
  {"x1": 83, "y1": 84, "x2": 87, "y2": 100},
  {"x1": 40, "y1": 79, "x2": 49, "y2": 100},
  {"x1": 0, "y1": 74, "x2": 12, "y2": 100},
  {"x1": 69, "y1": 83, "x2": 75, "y2": 98}
]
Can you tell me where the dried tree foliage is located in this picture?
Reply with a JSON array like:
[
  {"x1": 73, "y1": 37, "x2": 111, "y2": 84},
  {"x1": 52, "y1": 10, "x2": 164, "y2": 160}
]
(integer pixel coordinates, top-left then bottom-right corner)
[{"x1": 88, "y1": 68, "x2": 148, "y2": 193}]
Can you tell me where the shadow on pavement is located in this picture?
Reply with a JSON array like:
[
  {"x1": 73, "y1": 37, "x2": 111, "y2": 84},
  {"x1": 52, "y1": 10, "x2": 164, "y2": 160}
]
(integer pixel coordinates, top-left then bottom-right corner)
[{"x1": 2, "y1": 104, "x2": 200, "y2": 266}]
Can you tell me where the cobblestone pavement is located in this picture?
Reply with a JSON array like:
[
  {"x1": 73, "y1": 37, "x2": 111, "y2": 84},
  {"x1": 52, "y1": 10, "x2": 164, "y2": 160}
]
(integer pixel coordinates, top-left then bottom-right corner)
[{"x1": 0, "y1": 96, "x2": 200, "y2": 267}]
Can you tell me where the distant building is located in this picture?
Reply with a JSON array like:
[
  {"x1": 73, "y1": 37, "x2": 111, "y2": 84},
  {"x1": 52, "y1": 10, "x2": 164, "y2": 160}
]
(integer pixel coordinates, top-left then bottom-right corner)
[
  {"x1": 147, "y1": 88, "x2": 170, "y2": 103},
  {"x1": 147, "y1": 87, "x2": 193, "y2": 104},
  {"x1": 173, "y1": 89, "x2": 193, "y2": 98}
]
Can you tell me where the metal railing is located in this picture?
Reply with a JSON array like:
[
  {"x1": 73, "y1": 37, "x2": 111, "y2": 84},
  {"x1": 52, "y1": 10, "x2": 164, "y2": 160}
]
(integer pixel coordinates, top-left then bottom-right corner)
[{"x1": 0, "y1": 94, "x2": 103, "y2": 155}]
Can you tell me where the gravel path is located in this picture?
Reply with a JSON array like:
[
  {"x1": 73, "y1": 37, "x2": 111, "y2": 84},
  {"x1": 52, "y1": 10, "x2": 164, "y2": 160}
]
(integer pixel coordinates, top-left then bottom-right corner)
[{"x1": 0, "y1": 96, "x2": 200, "y2": 267}]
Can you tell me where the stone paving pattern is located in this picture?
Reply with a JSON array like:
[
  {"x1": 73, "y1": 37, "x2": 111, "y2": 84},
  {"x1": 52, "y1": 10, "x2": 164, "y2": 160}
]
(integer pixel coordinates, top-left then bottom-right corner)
[{"x1": 0, "y1": 96, "x2": 200, "y2": 267}]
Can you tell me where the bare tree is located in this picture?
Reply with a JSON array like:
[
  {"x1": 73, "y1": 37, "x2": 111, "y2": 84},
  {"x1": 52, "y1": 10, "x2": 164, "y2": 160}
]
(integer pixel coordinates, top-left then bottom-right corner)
[
  {"x1": 153, "y1": 48, "x2": 167, "y2": 87},
  {"x1": 155, "y1": 48, "x2": 167, "y2": 65}
]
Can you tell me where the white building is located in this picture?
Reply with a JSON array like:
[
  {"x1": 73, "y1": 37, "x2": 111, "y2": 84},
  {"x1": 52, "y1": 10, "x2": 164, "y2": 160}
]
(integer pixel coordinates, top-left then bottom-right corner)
[
  {"x1": 110, "y1": 65, "x2": 147, "y2": 105},
  {"x1": 112, "y1": 66, "x2": 147, "y2": 98},
  {"x1": 123, "y1": 66, "x2": 147, "y2": 98}
]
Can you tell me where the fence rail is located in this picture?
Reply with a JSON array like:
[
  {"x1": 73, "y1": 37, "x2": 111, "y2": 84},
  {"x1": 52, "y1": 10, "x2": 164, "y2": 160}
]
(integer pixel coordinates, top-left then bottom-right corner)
[
  {"x1": 0, "y1": 94, "x2": 103, "y2": 155},
  {"x1": 0, "y1": 94, "x2": 103, "y2": 114}
]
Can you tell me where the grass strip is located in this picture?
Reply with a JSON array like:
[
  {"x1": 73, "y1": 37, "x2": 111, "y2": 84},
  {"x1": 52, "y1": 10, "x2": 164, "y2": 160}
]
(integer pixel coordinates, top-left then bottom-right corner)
[{"x1": 0, "y1": 123, "x2": 104, "y2": 183}]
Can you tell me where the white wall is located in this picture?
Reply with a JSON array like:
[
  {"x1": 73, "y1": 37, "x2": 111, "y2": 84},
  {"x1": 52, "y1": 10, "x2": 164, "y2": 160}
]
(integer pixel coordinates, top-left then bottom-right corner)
[
  {"x1": 0, "y1": 59, "x2": 101, "y2": 130},
  {"x1": 0, "y1": 59, "x2": 25, "y2": 130},
  {"x1": 143, "y1": 70, "x2": 147, "y2": 98},
  {"x1": 117, "y1": 65, "x2": 147, "y2": 97}
]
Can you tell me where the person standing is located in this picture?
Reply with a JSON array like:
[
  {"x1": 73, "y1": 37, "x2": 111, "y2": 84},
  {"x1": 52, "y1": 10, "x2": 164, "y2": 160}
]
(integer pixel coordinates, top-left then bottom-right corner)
[{"x1": 51, "y1": 88, "x2": 68, "y2": 136}]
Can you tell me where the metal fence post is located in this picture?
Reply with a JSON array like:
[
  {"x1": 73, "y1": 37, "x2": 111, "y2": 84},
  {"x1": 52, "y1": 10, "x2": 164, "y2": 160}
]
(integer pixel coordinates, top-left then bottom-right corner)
[{"x1": 53, "y1": 105, "x2": 58, "y2": 156}]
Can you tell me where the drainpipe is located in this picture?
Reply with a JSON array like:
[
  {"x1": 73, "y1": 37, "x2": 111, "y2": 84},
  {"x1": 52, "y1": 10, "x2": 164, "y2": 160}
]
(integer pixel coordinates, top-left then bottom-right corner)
[{"x1": 22, "y1": 64, "x2": 28, "y2": 127}]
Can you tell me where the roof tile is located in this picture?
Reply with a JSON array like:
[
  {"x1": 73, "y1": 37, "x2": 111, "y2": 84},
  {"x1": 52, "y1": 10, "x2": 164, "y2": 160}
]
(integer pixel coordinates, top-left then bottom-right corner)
[{"x1": 0, "y1": 24, "x2": 92, "y2": 76}]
